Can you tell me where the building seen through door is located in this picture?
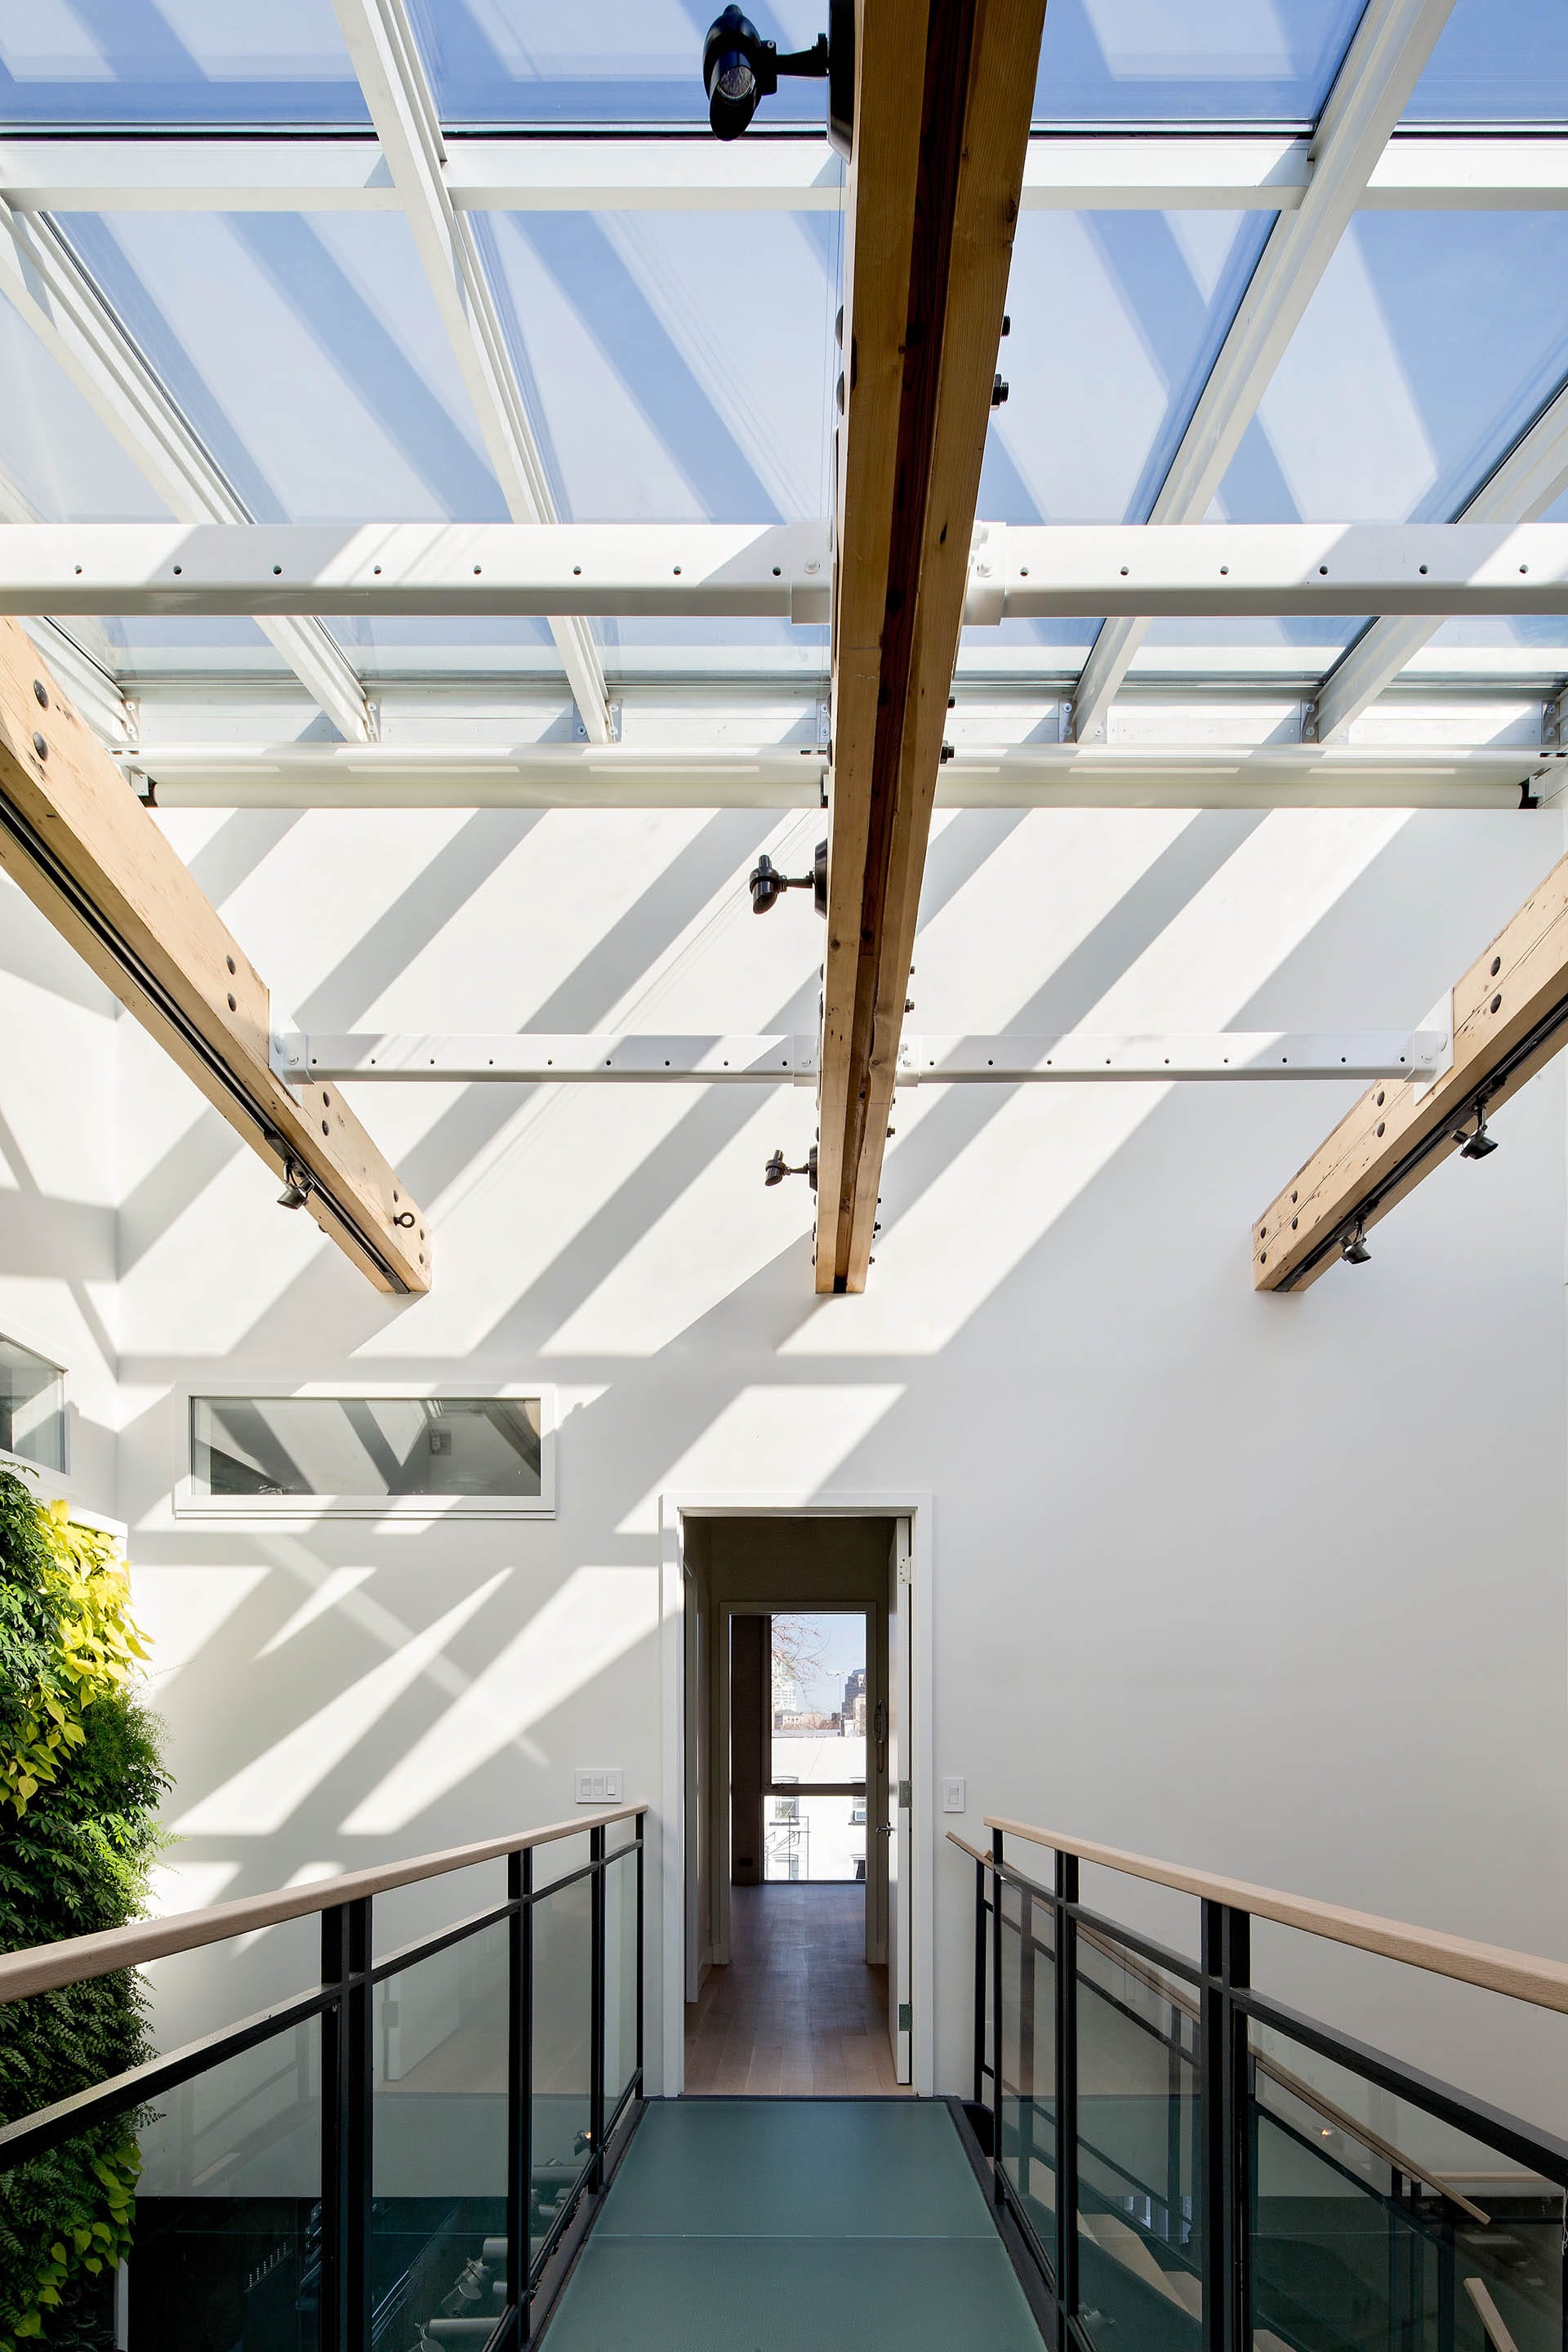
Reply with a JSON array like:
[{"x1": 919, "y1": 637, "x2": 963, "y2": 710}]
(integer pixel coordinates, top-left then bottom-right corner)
[{"x1": 682, "y1": 1515, "x2": 911, "y2": 2096}]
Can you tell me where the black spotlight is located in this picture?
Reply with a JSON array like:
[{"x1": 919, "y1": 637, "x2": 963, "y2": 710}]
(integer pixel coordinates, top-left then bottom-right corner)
[
  {"x1": 749, "y1": 837, "x2": 826, "y2": 915},
  {"x1": 1342, "y1": 1221, "x2": 1371, "y2": 1266},
  {"x1": 764, "y1": 1144, "x2": 818, "y2": 1192},
  {"x1": 277, "y1": 1157, "x2": 311, "y2": 1211},
  {"x1": 1459, "y1": 1105, "x2": 1498, "y2": 1160},
  {"x1": 703, "y1": 2, "x2": 853, "y2": 154}
]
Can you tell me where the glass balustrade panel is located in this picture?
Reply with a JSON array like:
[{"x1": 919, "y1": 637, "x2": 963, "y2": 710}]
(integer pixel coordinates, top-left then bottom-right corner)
[
  {"x1": 1250, "y1": 2020, "x2": 1566, "y2": 2352},
  {"x1": 131, "y1": 2020, "x2": 322, "y2": 2352},
  {"x1": 998, "y1": 1876, "x2": 1058, "y2": 2275},
  {"x1": 1073, "y1": 1926, "x2": 1203, "y2": 2352},
  {"x1": 530, "y1": 1873, "x2": 594, "y2": 2274},
  {"x1": 372, "y1": 1922, "x2": 510, "y2": 2332}
]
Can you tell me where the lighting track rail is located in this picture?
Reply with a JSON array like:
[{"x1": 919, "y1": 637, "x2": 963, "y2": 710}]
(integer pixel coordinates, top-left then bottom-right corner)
[
  {"x1": 0, "y1": 785, "x2": 416, "y2": 1296},
  {"x1": 1273, "y1": 994, "x2": 1568, "y2": 1290}
]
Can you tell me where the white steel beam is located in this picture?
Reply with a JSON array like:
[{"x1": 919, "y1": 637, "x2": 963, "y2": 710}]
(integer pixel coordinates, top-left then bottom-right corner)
[
  {"x1": 0, "y1": 202, "x2": 372, "y2": 742},
  {"x1": 0, "y1": 521, "x2": 830, "y2": 616},
  {"x1": 327, "y1": 0, "x2": 612, "y2": 742},
  {"x1": 281, "y1": 1028, "x2": 1447, "y2": 1085},
  {"x1": 19, "y1": 520, "x2": 1568, "y2": 619},
  {"x1": 1070, "y1": 0, "x2": 1459, "y2": 744},
  {"x1": 121, "y1": 738, "x2": 1544, "y2": 813},
  {"x1": 1311, "y1": 380, "x2": 1568, "y2": 742},
  {"x1": 6, "y1": 133, "x2": 1568, "y2": 215}
]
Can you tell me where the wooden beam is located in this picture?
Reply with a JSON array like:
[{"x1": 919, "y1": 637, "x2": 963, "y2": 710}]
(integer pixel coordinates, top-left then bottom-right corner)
[
  {"x1": 1254, "y1": 845, "x2": 1568, "y2": 1291},
  {"x1": 816, "y1": 0, "x2": 1046, "y2": 1292},
  {"x1": 0, "y1": 618, "x2": 429, "y2": 1294}
]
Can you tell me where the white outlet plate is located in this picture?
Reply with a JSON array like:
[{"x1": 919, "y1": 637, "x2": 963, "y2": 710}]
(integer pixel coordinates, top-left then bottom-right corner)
[
  {"x1": 574, "y1": 1767, "x2": 623, "y2": 1806},
  {"x1": 942, "y1": 1776, "x2": 966, "y2": 1814}
]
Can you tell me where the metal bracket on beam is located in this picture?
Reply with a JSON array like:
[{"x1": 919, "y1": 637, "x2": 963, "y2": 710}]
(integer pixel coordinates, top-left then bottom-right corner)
[
  {"x1": 283, "y1": 1030, "x2": 1444, "y2": 1085},
  {"x1": 1410, "y1": 991, "x2": 1454, "y2": 1099}
]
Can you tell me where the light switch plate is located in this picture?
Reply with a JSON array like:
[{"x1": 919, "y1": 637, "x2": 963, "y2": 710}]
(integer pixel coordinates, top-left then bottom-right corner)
[
  {"x1": 574, "y1": 1768, "x2": 624, "y2": 1805},
  {"x1": 942, "y1": 1775, "x2": 966, "y2": 1814}
]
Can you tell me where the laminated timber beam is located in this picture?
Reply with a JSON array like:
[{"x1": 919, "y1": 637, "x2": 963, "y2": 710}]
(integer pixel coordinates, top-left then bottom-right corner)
[
  {"x1": 1254, "y1": 846, "x2": 1568, "y2": 1292},
  {"x1": 817, "y1": 0, "x2": 1046, "y2": 1294},
  {"x1": 0, "y1": 618, "x2": 429, "y2": 1295}
]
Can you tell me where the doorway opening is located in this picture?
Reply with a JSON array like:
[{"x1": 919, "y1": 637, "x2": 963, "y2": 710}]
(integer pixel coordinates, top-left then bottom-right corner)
[{"x1": 679, "y1": 1514, "x2": 914, "y2": 2097}]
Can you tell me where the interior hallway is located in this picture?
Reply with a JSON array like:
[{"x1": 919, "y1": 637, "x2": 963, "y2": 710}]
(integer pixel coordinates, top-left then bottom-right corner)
[{"x1": 684, "y1": 1884, "x2": 908, "y2": 2096}]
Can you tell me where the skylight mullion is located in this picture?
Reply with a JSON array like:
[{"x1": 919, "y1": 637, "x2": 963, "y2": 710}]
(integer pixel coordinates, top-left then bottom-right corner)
[
  {"x1": 0, "y1": 200, "x2": 372, "y2": 742},
  {"x1": 1068, "y1": 0, "x2": 1462, "y2": 745},
  {"x1": 327, "y1": 0, "x2": 612, "y2": 744},
  {"x1": 1311, "y1": 372, "x2": 1568, "y2": 740}
]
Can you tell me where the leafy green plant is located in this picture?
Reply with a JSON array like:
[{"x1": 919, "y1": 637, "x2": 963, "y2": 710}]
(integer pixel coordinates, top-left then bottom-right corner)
[{"x1": 0, "y1": 1470, "x2": 168, "y2": 2352}]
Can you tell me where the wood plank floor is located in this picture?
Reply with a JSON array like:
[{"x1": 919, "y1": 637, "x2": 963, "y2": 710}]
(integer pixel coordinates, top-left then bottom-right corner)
[{"x1": 684, "y1": 1883, "x2": 908, "y2": 2096}]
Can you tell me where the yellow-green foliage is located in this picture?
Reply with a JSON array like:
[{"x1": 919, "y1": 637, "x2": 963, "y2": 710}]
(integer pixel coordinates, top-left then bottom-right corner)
[
  {"x1": 0, "y1": 1470, "x2": 168, "y2": 2352},
  {"x1": 0, "y1": 1503, "x2": 149, "y2": 1817}
]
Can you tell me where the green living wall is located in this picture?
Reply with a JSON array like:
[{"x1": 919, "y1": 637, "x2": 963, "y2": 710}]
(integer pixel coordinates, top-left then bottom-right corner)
[{"x1": 0, "y1": 1469, "x2": 167, "y2": 2352}]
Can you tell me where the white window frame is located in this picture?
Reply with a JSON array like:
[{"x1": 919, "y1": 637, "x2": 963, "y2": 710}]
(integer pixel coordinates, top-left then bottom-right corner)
[
  {"x1": 0, "y1": 1322, "x2": 70, "y2": 1491},
  {"x1": 173, "y1": 1381, "x2": 557, "y2": 1521}
]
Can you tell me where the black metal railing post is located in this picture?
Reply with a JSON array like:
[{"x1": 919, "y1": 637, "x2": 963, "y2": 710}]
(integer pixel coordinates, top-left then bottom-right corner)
[
  {"x1": 973, "y1": 1853, "x2": 989, "y2": 2109},
  {"x1": 589, "y1": 1825, "x2": 606, "y2": 2194},
  {"x1": 1019, "y1": 1882, "x2": 1037, "y2": 2231},
  {"x1": 507, "y1": 1846, "x2": 533, "y2": 2343},
  {"x1": 1201, "y1": 1900, "x2": 1251, "y2": 2352},
  {"x1": 635, "y1": 1815, "x2": 645, "y2": 2096},
  {"x1": 1055, "y1": 1848, "x2": 1080, "y2": 2339},
  {"x1": 320, "y1": 1895, "x2": 372, "y2": 2352},
  {"x1": 991, "y1": 1828, "x2": 1006, "y2": 2204}
]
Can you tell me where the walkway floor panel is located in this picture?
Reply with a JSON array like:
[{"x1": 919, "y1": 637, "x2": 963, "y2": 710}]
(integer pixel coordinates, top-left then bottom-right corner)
[{"x1": 543, "y1": 2098, "x2": 1042, "y2": 2350}]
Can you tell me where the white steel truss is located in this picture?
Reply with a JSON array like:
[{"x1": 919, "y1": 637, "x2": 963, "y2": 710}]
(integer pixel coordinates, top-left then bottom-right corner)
[
  {"x1": 277, "y1": 1029, "x2": 1450, "y2": 1085},
  {"x1": 4, "y1": 132, "x2": 1568, "y2": 216},
  {"x1": 13, "y1": 520, "x2": 1568, "y2": 619},
  {"x1": 327, "y1": 0, "x2": 612, "y2": 743},
  {"x1": 1070, "y1": 0, "x2": 1459, "y2": 743},
  {"x1": 0, "y1": 200, "x2": 372, "y2": 742}
]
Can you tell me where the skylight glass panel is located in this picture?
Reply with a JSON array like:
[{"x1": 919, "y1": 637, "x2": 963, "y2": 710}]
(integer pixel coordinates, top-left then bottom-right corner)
[
  {"x1": 1403, "y1": 0, "x2": 1568, "y2": 122},
  {"x1": 1212, "y1": 212, "x2": 1568, "y2": 528},
  {"x1": 0, "y1": 293, "x2": 170, "y2": 521},
  {"x1": 967, "y1": 208, "x2": 1270, "y2": 684},
  {"x1": 412, "y1": 0, "x2": 826, "y2": 125},
  {"x1": 1151, "y1": 213, "x2": 1568, "y2": 675},
  {"x1": 59, "y1": 212, "x2": 507, "y2": 524},
  {"x1": 479, "y1": 211, "x2": 836, "y2": 523},
  {"x1": 1032, "y1": 0, "x2": 1364, "y2": 123},
  {"x1": 0, "y1": 0, "x2": 368, "y2": 127},
  {"x1": 981, "y1": 211, "x2": 1272, "y2": 527}
]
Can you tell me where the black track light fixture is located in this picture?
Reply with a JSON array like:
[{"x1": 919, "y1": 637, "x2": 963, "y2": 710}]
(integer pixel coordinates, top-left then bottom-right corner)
[
  {"x1": 277, "y1": 1157, "x2": 312, "y2": 1211},
  {"x1": 1341, "y1": 1221, "x2": 1371, "y2": 1266},
  {"x1": 750, "y1": 837, "x2": 826, "y2": 916},
  {"x1": 1459, "y1": 1103, "x2": 1499, "y2": 1160},
  {"x1": 764, "y1": 1144, "x2": 818, "y2": 1193},
  {"x1": 702, "y1": 2, "x2": 853, "y2": 154}
]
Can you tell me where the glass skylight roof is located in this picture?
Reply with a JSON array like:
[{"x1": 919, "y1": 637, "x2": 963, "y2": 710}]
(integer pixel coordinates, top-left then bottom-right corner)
[
  {"x1": 1214, "y1": 212, "x2": 1568, "y2": 528},
  {"x1": 1032, "y1": 0, "x2": 1365, "y2": 126},
  {"x1": 1, "y1": 1, "x2": 1566, "y2": 715},
  {"x1": 0, "y1": 0, "x2": 368, "y2": 127},
  {"x1": 1403, "y1": 0, "x2": 1568, "y2": 122},
  {"x1": 982, "y1": 211, "x2": 1272, "y2": 527}
]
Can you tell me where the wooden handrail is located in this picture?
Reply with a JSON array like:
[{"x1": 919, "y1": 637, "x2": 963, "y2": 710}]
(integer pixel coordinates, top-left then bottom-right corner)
[
  {"x1": 987, "y1": 1818, "x2": 1568, "y2": 2016},
  {"x1": 1464, "y1": 2278, "x2": 1521, "y2": 2352},
  {"x1": 945, "y1": 1829, "x2": 993, "y2": 1869},
  {"x1": 0, "y1": 1805, "x2": 646, "y2": 2006}
]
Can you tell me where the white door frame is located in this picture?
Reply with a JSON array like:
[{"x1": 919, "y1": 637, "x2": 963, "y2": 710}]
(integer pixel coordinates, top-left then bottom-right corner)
[{"x1": 657, "y1": 1490, "x2": 936, "y2": 2099}]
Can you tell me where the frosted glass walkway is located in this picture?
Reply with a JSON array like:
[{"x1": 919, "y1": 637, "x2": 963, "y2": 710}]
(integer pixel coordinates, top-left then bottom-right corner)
[{"x1": 543, "y1": 2097, "x2": 1044, "y2": 2350}]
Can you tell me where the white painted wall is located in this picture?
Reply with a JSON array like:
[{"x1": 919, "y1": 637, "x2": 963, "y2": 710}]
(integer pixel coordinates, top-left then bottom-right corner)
[
  {"x1": 0, "y1": 873, "x2": 120, "y2": 1512},
  {"x1": 6, "y1": 801, "x2": 1567, "y2": 2130}
]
